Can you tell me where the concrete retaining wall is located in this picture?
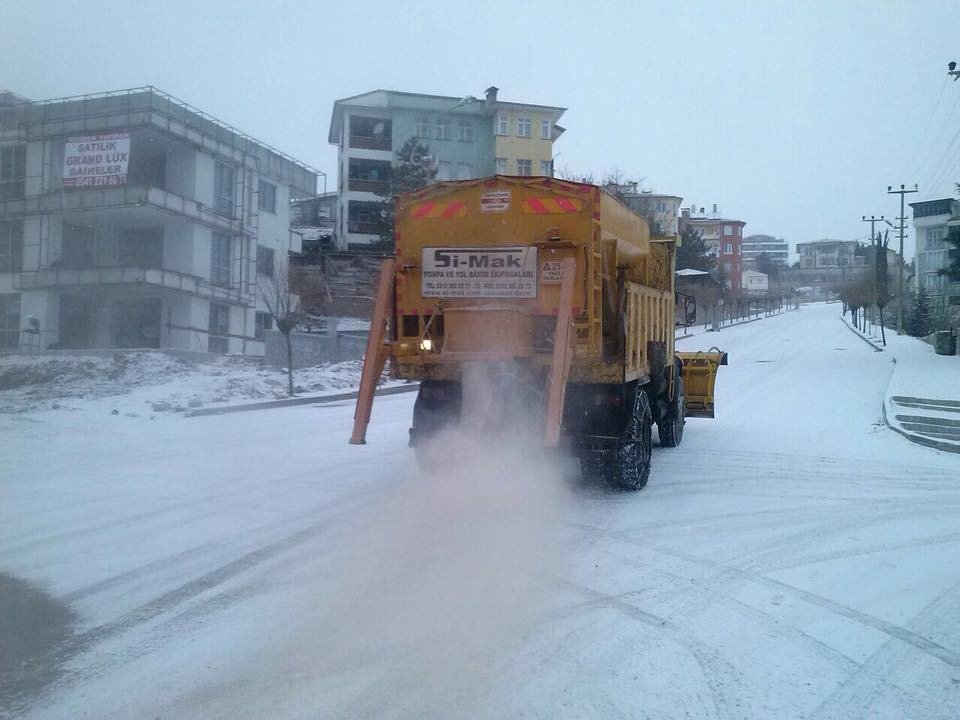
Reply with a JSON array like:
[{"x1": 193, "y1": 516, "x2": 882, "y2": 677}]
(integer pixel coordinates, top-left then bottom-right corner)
[{"x1": 264, "y1": 329, "x2": 368, "y2": 369}]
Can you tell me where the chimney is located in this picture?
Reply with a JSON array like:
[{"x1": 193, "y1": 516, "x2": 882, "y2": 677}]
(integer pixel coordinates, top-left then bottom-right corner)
[
  {"x1": 485, "y1": 86, "x2": 499, "y2": 103},
  {"x1": 712, "y1": 203, "x2": 718, "y2": 215}
]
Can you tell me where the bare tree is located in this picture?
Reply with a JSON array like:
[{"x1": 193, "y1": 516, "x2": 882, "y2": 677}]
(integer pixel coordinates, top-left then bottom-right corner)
[{"x1": 260, "y1": 258, "x2": 301, "y2": 397}]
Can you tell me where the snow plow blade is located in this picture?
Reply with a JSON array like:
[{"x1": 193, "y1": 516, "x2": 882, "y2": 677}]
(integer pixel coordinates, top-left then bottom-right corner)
[{"x1": 677, "y1": 350, "x2": 727, "y2": 419}]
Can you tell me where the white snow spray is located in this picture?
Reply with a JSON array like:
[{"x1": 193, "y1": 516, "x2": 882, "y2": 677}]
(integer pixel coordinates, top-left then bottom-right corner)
[{"x1": 315, "y1": 362, "x2": 574, "y2": 718}]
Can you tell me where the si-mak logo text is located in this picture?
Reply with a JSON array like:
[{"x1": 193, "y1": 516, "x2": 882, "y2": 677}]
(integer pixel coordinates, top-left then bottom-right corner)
[{"x1": 431, "y1": 248, "x2": 523, "y2": 269}]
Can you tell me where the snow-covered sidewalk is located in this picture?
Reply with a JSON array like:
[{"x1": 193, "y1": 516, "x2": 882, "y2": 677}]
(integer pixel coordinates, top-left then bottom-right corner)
[
  {"x1": 836, "y1": 309, "x2": 960, "y2": 452},
  {"x1": 882, "y1": 333, "x2": 960, "y2": 453}
]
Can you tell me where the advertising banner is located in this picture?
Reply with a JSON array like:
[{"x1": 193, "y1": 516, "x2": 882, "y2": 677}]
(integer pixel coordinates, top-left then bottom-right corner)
[{"x1": 63, "y1": 133, "x2": 130, "y2": 188}]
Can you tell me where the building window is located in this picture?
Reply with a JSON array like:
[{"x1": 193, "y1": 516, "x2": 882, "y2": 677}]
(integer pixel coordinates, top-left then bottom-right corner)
[
  {"x1": 495, "y1": 157, "x2": 507, "y2": 174},
  {"x1": 214, "y1": 162, "x2": 235, "y2": 218},
  {"x1": 540, "y1": 119, "x2": 551, "y2": 139},
  {"x1": 347, "y1": 200, "x2": 387, "y2": 235},
  {"x1": 0, "y1": 145, "x2": 26, "y2": 200},
  {"x1": 258, "y1": 180, "x2": 276, "y2": 214},
  {"x1": 724, "y1": 243, "x2": 733, "y2": 254},
  {"x1": 211, "y1": 233, "x2": 232, "y2": 287},
  {"x1": 926, "y1": 228, "x2": 947, "y2": 250},
  {"x1": 516, "y1": 159, "x2": 532, "y2": 176},
  {"x1": 348, "y1": 116, "x2": 392, "y2": 151},
  {"x1": 61, "y1": 223, "x2": 95, "y2": 269},
  {"x1": 208, "y1": 302, "x2": 229, "y2": 353},
  {"x1": 434, "y1": 119, "x2": 451, "y2": 140},
  {"x1": 348, "y1": 158, "x2": 391, "y2": 192},
  {"x1": 0, "y1": 293, "x2": 19, "y2": 349},
  {"x1": 723, "y1": 261, "x2": 732, "y2": 272},
  {"x1": 255, "y1": 311, "x2": 272, "y2": 341},
  {"x1": 118, "y1": 227, "x2": 163, "y2": 268},
  {"x1": 517, "y1": 118, "x2": 532, "y2": 138},
  {"x1": 457, "y1": 162, "x2": 474, "y2": 180},
  {"x1": 496, "y1": 115, "x2": 509, "y2": 136},
  {"x1": 0, "y1": 220, "x2": 23, "y2": 273},
  {"x1": 257, "y1": 245, "x2": 275, "y2": 277},
  {"x1": 437, "y1": 161, "x2": 452, "y2": 181},
  {"x1": 723, "y1": 225, "x2": 733, "y2": 236},
  {"x1": 415, "y1": 118, "x2": 430, "y2": 138},
  {"x1": 540, "y1": 160, "x2": 552, "y2": 177},
  {"x1": 458, "y1": 120, "x2": 474, "y2": 142}
]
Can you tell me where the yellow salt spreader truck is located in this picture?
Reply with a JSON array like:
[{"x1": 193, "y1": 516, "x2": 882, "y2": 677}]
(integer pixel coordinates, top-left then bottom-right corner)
[{"x1": 350, "y1": 176, "x2": 726, "y2": 490}]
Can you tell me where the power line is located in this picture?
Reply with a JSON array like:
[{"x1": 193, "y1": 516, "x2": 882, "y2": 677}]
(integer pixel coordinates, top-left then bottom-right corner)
[
  {"x1": 913, "y1": 90, "x2": 960, "y2": 183},
  {"x1": 907, "y1": 76, "x2": 949, "y2": 178},
  {"x1": 924, "y1": 127, "x2": 960, "y2": 195}
]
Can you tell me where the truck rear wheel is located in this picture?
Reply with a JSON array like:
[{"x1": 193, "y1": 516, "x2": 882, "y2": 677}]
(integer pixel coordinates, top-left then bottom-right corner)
[
  {"x1": 657, "y1": 375, "x2": 685, "y2": 447},
  {"x1": 580, "y1": 387, "x2": 653, "y2": 491}
]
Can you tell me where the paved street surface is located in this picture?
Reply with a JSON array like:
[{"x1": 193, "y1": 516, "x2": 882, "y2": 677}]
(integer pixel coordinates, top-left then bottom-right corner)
[{"x1": 2, "y1": 302, "x2": 959, "y2": 719}]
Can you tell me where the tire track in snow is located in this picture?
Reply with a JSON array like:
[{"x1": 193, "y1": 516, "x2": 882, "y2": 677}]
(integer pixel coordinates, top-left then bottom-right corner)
[
  {"x1": 808, "y1": 578, "x2": 960, "y2": 720},
  {"x1": 568, "y1": 521, "x2": 960, "y2": 669},
  {"x1": 545, "y1": 575, "x2": 749, "y2": 720}
]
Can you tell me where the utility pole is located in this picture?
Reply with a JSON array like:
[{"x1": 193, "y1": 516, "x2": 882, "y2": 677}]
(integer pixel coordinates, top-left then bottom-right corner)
[
  {"x1": 861, "y1": 214, "x2": 885, "y2": 241},
  {"x1": 887, "y1": 184, "x2": 918, "y2": 334}
]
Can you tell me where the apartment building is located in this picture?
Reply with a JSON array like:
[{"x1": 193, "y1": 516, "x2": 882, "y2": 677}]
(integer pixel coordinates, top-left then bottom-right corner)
[
  {"x1": 910, "y1": 197, "x2": 960, "y2": 300},
  {"x1": 796, "y1": 240, "x2": 867, "y2": 270},
  {"x1": 328, "y1": 86, "x2": 565, "y2": 250},
  {"x1": 492, "y1": 88, "x2": 565, "y2": 179},
  {"x1": 0, "y1": 87, "x2": 318, "y2": 354},
  {"x1": 614, "y1": 190, "x2": 682, "y2": 236},
  {"x1": 679, "y1": 205, "x2": 746, "y2": 290},
  {"x1": 742, "y1": 234, "x2": 789, "y2": 267}
]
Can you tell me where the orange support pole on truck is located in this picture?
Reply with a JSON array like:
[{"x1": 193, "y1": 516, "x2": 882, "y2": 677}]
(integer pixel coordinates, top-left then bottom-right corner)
[
  {"x1": 350, "y1": 258, "x2": 396, "y2": 445},
  {"x1": 544, "y1": 257, "x2": 576, "y2": 447}
]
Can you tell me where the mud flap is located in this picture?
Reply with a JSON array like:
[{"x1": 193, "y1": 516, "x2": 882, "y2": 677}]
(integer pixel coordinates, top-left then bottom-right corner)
[{"x1": 676, "y1": 350, "x2": 727, "y2": 419}]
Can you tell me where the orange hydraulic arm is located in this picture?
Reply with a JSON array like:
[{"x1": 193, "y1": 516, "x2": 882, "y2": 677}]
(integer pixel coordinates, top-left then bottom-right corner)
[
  {"x1": 543, "y1": 257, "x2": 576, "y2": 447},
  {"x1": 349, "y1": 258, "x2": 395, "y2": 445}
]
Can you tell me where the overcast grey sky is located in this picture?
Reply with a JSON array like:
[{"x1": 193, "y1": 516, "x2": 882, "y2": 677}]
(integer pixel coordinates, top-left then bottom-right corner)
[{"x1": 4, "y1": 0, "x2": 960, "y2": 258}]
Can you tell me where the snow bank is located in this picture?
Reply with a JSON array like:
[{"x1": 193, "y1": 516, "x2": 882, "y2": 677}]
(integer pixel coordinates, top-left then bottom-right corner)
[{"x1": 0, "y1": 351, "x2": 372, "y2": 417}]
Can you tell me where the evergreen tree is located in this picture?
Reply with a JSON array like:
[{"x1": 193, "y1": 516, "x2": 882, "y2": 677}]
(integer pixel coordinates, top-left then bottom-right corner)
[
  {"x1": 676, "y1": 227, "x2": 717, "y2": 273},
  {"x1": 373, "y1": 137, "x2": 438, "y2": 247}
]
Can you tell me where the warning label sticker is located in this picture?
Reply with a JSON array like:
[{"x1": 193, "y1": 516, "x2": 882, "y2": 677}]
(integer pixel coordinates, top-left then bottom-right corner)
[
  {"x1": 421, "y1": 246, "x2": 538, "y2": 298},
  {"x1": 480, "y1": 190, "x2": 511, "y2": 213},
  {"x1": 539, "y1": 259, "x2": 565, "y2": 284}
]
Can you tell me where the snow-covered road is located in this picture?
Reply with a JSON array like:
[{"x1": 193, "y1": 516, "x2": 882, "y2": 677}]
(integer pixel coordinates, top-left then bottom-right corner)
[{"x1": 2, "y1": 302, "x2": 959, "y2": 719}]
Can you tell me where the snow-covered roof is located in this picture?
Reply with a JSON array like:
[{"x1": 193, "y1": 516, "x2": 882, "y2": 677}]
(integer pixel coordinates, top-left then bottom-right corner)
[
  {"x1": 675, "y1": 268, "x2": 710, "y2": 276},
  {"x1": 292, "y1": 226, "x2": 334, "y2": 242}
]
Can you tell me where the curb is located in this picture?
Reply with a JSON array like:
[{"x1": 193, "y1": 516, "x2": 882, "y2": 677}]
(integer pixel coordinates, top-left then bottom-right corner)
[
  {"x1": 187, "y1": 383, "x2": 419, "y2": 417},
  {"x1": 879, "y1": 353, "x2": 960, "y2": 455},
  {"x1": 882, "y1": 398, "x2": 960, "y2": 454},
  {"x1": 840, "y1": 316, "x2": 884, "y2": 352}
]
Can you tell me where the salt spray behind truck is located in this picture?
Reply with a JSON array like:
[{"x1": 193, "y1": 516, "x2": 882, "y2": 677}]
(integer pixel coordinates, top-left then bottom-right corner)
[{"x1": 351, "y1": 176, "x2": 725, "y2": 490}]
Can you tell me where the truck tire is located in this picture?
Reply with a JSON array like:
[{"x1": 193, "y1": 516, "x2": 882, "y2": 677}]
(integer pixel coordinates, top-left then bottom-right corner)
[
  {"x1": 580, "y1": 387, "x2": 653, "y2": 491},
  {"x1": 657, "y1": 376, "x2": 685, "y2": 448}
]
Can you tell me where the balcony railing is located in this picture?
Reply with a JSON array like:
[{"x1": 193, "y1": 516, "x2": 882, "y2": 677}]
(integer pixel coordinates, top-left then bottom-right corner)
[
  {"x1": 0, "y1": 184, "x2": 247, "y2": 235},
  {"x1": 347, "y1": 221, "x2": 386, "y2": 236},
  {"x1": 348, "y1": 178, "x2": 389, "y2": 194},
  {"x1": 349, "y1": 135, "x2": 391, "y2": 151},
  {"x1": 0, "y1": 86, "x2": 322, "y2": 196},
  {"x1": 16, "y1": 266, "x2": 250, "y2": 305}
]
